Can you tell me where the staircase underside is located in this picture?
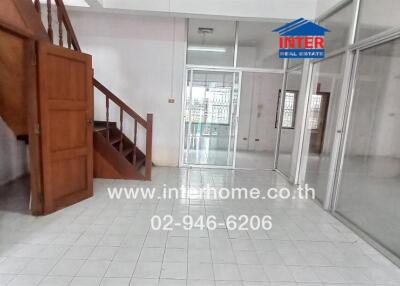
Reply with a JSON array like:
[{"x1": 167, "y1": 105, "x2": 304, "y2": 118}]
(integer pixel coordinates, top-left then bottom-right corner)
[{"x1": 0, "y1": 29, "x2": 28, "y2": 136}]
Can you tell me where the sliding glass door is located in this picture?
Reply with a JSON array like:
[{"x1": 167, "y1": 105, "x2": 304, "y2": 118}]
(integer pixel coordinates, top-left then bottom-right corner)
[
  {"x1": 183, "y1": 69, "x2": 241, "y2": 167},
  {"x1": 301, "y1": 54, "x2": 347, "y2": 204}
]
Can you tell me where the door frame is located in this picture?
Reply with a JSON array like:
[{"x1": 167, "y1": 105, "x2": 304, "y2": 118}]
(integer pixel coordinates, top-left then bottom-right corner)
[{"x1": 179, "y1": 67, "x2": 242, "y2": 169}]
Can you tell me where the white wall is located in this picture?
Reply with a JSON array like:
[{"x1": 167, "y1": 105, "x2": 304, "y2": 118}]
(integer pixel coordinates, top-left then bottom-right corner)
[
  {"x1": 70, "y1": 11, "x2": 186, "y2": 166},
  {"x1": 238, "y1": 73, "x2": 283, "y2": 152},
  {"x1": 0, "y1": 119, "x2": 28, "y2": 185}
]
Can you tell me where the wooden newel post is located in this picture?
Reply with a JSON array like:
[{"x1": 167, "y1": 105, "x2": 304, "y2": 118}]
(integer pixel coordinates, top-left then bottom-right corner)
[{"x1": 145, "y1": 113, "x2": 153, "y2": 180}]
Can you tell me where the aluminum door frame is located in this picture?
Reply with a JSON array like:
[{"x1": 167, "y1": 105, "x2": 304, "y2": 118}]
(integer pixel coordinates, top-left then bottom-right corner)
[{"x1": 179, "y1": 67, "x2": 242, "y2": 169}]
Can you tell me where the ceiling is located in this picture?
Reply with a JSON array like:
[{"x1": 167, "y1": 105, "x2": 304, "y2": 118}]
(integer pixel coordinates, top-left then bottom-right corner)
[{"x1": 64, "y1": 0, "x2": 322, "y2": 20}]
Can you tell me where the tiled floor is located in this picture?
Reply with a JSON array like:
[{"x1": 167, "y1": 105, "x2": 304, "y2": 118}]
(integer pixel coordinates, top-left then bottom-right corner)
[{"x1": 0, "y1": 167, "x2": 400, "y2": 285}]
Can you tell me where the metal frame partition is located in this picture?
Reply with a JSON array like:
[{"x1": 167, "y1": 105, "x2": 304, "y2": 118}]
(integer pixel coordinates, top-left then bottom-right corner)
[
  {"x1": 179, "y1": 19, "x2": 285, "y2": 170},
  {"x1": 292, "y1": 0, "x2": 400, "y2": 266},
  {"x1": 295, "y1": 0, "x2": 359, "y2": 208},
  {"x1": 330, "y1": 24, "x2": 400, "y2": 267}
]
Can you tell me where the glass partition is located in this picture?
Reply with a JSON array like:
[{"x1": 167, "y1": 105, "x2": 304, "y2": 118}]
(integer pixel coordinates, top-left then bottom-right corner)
[
  {"x1": 302, "y1": 54, "x2": 346, "y2": 204},
  {"x1": 187, "y1": 19, "x2": 236, "y2": 67},
  {"x1": 319, "y1": 1, "x2": 353, "y2": 53},
  {"x1": 236, "y1": 22, "x2": 283, "y2": 69},
  {"x1": 336, "y1": 38, "x2": 400, "y2": 258},
  {"x1": 277, "y1": 67, "x2": 303, "y2": 177},
  {"x1": 356, "y1": 0, "x2": 400, "y2": 41}
]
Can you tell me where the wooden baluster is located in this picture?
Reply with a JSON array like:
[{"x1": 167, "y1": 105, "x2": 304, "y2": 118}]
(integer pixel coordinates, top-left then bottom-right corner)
[
  {"x1": 57, "y1": 6, "x2": 63, "y2": 46},
  {"x1": 119, "y1": 107, "x2": 123, "y2": 153},
  {"x1": 106, "y1": 97, "x2": 110, "y2": 142},
  {"x1": 67, "y1": 31, "x2": 72, "y2": 49},
  {"x1": 34, "y1": 0, "x2": 41, "y2": 14},
  {"x1": 145, "y1": 114, "x2": 153, "y2": 180},
  {"x1": 133, "y1": 120, "x2": 137, "y2": 165},
  {"x1": 47, "y1": 0, "x2": 53, "y2": 42}
]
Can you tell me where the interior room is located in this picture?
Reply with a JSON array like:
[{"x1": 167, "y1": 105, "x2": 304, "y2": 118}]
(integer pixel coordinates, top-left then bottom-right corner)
[{"x1": 1, "y1": 0, "x2": 400, "y2": 285}]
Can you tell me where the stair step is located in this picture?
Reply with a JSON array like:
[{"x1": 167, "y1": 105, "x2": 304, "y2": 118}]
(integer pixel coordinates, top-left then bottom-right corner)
[
  {"x1": 94, "y1": 126, "x2": 107, "y2": 132},
  {"x1": 94, "y1": 121, "x2": 117, "y2": 132},
  {"x1": 123, "y1": 147, "x2": 134, "y2": 157},
  {"x1": 110, "y1": 137, "x2": 121, "y2": 145}
]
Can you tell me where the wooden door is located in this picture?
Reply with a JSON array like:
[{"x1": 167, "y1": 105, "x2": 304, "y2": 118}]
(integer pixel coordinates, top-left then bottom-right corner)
[{"x1": 37, "y1": 42, "x2": 93, "y2": 214}]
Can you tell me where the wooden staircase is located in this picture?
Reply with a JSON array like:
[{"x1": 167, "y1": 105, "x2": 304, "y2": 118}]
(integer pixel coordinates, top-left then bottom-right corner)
[
  {"x1": 33, "y1": 0, "x2": 153, "y2": 180},
  {"x1": 93, "y1": 122, "x2": 147, "y2": 180}
]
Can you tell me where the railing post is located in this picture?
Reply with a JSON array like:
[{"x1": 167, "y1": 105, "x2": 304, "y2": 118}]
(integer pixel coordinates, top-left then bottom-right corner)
[
  {"x1": 106, "y1": 96, "x2": 110, "y2": 141},
  {"x1": 133, "y1": 120, "x2": 137, "y2": 165},
  {"x1": 119, "y1": 107, "x2": 124, "y2": 153},
  {"x1": 145, "y1": 113, "x2": 153, "y2": 180},
  {"x1": 47, "y1": 0, "x2": 53, "y2": 42},
  {"x1": 67, "y1": 31, "x2": 72, "y2": 49},
  {"x1": 57, "y1": 6, "x2": 63, "y2": 46}
]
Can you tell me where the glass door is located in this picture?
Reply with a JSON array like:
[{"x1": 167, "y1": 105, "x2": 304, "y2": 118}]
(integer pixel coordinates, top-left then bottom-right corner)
[
  {"x1": 184, "y1": 69, "x2": 241, "y2": 167},
  {"x1": 301, "y1": 54, "x2": 347, "y2": 205}
]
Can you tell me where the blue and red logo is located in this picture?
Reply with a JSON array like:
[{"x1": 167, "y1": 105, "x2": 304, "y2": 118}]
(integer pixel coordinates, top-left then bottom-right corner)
[{"x1": 273, "y1": 18, "x2": 330, "y2": 59}]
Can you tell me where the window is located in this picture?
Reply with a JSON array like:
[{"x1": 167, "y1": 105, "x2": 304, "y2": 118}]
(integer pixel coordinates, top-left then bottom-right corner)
[
  {"x1": 186, "y1": 86, "x2": 232, "y2": 125},
  {"x1": 275, "y1": 90, "x2": 298, "y2": 129},
  {"x1": 309, "y1": 94, "x2": 322, "y2": 129}
]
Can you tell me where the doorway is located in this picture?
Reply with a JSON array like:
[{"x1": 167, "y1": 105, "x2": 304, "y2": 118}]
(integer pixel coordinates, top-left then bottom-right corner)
[
  {"x1": 182, "y1": 69, "x2": 241, "y2": 167},
  {"x1": 235, "y1": 72, "x2": 283, "y2": 170}
]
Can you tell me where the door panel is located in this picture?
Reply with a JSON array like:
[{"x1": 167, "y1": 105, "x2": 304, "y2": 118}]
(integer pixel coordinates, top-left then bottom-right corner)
[
  {"x1": 302, "y1": 54, "x2": 346, "y2": 205},
  {"x1": 37, "y1": 42, "x2": 93, "y2": 214},
  {"x1": 184, "y1": 69, "x2": 240, "y2": 167}
]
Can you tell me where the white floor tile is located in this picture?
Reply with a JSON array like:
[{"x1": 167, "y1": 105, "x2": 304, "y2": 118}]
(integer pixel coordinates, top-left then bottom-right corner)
[
  {"x1": 213, "y1": 263, "x2": 241, "y2": 281},
  {"x1": 8, "y1": 275, "x2": 43, "y2": 286},
  {"x1": 105, "y1": 261, "x2": 135, "y2": 278},
  {"x1": 160, "y1": 262, "x2": 187, "y2": 279},
  {"x1": 38, "y1": 276, "x2": 73, "y2": 286},
  {"x1": 188, "y1": 263, "x2": 213, "y2": 280},
  {"x1": 1, "y1": 167, "x2": 399, "y2": 286},
  {"x1": 133, "y1": 262, "x2": 161, "y2": 278},
  {"x1": 129, "y1": 278, "x2": 158, "y2": 285},
  {"x1": 77, "y1": 260, "x2": 110, "y2": 277},
  {"x1": 70, "y1": 276, "x2": 102, "y2": 286},
  {"x1": 50, "y1": 259, "x2": 84, "y2": 276}
]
